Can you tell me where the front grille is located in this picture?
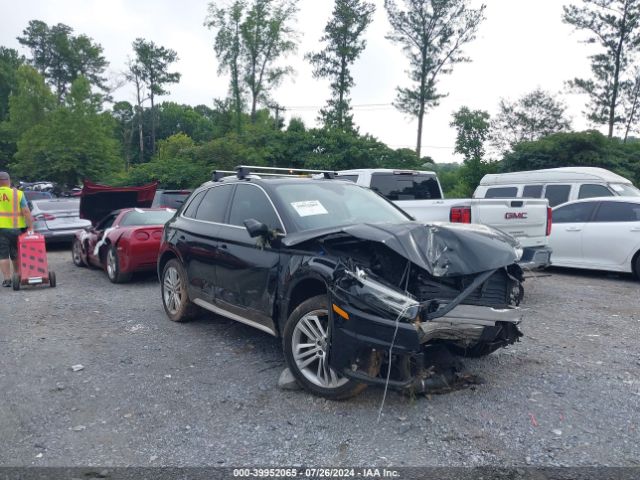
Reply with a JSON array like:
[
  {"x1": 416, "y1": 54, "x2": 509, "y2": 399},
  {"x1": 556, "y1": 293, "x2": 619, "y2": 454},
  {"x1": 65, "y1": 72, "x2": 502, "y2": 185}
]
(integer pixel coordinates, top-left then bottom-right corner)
[{"x1": 416, "y1": 270, "x2": 510, "y2": 308}]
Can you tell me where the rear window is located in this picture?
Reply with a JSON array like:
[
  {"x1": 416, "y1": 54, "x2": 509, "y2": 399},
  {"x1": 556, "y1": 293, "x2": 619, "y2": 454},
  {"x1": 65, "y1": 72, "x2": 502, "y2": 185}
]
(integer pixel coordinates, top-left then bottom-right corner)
[
  {"x1": 24, "y1": 191, "x2": 54, "y2": 201},
  {"x1": 370, "y1": 173, "x2": 441, "y2": 200},
  {"x1": 544, "y1": 184, "x2": 571, "y2": 207},
  {"x1": 153, "y1": 191, "x2": 191, "y2": 208},
  {"x1": 485, "y1": 187, "x2": 518, "y2": 198},
  {"x1": 522, "y1": 185, "x2": 543, "y2": 198},
  {"x1": 33, "y1": 200, "x2": 79, "y2": 211},
  {"x1": 593, "y1": 202, "x2": 640, "y2": 222},
  {"x1": 120, "y1": 210, "x2": 175, "y2": 226},
  {"x1": 578, "y1": 184, "x2": 613, "y2": 199}
]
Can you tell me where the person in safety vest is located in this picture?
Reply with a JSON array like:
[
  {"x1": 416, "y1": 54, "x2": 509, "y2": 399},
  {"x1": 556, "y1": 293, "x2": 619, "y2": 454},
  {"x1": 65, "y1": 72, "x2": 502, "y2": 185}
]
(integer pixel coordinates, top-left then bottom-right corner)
[{"x1": 0, "y1": 171, "x2": 34, "y2": 287}]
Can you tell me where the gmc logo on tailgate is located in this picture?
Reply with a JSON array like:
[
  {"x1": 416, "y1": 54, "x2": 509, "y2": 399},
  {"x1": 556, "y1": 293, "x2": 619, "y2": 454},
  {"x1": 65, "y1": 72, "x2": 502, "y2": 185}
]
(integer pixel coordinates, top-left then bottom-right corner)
[{"x1": 505, "y1": 212, "x2": 528, "y2": 220}]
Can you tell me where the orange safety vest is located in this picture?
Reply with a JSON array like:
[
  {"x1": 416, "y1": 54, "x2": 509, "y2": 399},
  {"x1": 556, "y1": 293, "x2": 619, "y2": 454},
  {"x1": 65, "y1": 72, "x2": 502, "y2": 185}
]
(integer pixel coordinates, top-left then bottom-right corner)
[{"x1": 0, "y1": 187, "x2": 26, "y2": 229}]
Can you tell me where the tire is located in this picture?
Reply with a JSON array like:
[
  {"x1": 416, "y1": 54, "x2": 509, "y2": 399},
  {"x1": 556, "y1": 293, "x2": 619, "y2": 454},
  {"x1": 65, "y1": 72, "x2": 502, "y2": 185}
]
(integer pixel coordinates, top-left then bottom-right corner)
[
  {"x1": 633, "y1": 252, "x2": 640, "y2": 281},
  {"x1": 161, "y1": 258, "x2": 199, "y2": 322},
  {"x1": 105, "y1": 245, "x2": 132, "y2": 284},
  {"x1": 12, "y1": 273, "x2": 20, "y2": 291},
  {"x1": 283, "y1": 295, "x2": 368, "y2": 400},
  {"x1": 49, "y1": 271, "x2": 56, "y2": 288},
  {"x1": 71, "y1": 238, "x2": 86, "y2": 267}
]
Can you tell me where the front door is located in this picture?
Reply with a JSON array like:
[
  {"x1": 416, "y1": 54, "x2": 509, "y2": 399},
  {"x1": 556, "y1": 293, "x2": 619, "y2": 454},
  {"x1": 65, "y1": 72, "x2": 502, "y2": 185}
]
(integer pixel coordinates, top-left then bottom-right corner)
[{"x1": 214, "y1": 184, "x2": 283, "y2": 332}]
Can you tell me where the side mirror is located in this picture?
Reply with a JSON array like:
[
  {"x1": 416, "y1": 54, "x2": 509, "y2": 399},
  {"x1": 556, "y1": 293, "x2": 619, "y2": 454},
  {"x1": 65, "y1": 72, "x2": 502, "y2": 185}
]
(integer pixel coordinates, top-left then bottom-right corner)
[{"x1": 244, "y1": 218, "x2": 269, "y2": 238}]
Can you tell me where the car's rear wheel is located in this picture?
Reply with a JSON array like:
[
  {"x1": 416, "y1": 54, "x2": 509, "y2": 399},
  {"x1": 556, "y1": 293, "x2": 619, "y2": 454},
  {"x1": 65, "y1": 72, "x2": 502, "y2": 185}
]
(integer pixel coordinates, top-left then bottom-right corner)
[
  {"x1": 283, "y1": 295, "x2": 369, "y2": 400},
  {"x1": 71, "y1": 238, "x2": 85, "y2": 267},
  {"x1": 161, "y1": 258, "x2": 198, "y2": 322},
  {"x1": 633, "y1": 251, "x2": 640, "y2": 281},
  {"x1": 106, "y1": 245, "x2": 132, "y2": 283}
]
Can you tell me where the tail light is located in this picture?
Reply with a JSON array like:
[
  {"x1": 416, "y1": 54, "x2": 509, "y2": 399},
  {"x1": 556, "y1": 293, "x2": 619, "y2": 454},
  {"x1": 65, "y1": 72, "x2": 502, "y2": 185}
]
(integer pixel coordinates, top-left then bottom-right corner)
[
  {"x1": 450, "y1": 206, "x2": 471, "y2": 223},
  {"x1": 134, "y1": 231, "x2": 150, "y2": 241},
  {"x1": 34, "y1": 213, "x2": 56, "y2": 221},
  {"x1": 546, "y1": 207, "x2": 552, "y2": 236}
]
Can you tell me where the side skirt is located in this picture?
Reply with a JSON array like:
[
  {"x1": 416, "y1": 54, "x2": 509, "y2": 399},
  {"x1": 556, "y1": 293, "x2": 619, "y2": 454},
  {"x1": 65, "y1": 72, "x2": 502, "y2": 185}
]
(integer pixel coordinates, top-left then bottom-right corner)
[{"x1": 193, "y1": 298, "x2": 277, "y2": 337}]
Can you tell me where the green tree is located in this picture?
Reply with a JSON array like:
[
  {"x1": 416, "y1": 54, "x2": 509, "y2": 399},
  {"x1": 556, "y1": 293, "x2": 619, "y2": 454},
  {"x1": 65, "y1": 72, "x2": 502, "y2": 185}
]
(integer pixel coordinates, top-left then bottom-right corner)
[
  {"x1": 241, "y1": 0, "x2": 298, "y2": 122},
  {"x1": 384, "y1": 0, "x2": 486, "y2": 158},
  {"x1": 112, "y1": 101, "x2": 135, "y2": 169},
  {"x1": 491, "y1": 89, "x2": 572, "y2": 152},
  {"x1": 563, "y1": 0, "x2": 640, "y2": 138},
  {"x1": 306, "y1": 0, "x2": 375, "y2": 130},
  {"x1": 501, "y1": 130, "x2": 640, "y2": 184},
  {"x1": 206, "y1": 1, "x2": 247, "y2": 133},
  {"x1": 450, "y1": 106, "x2": 493, "y2": 193},
  {"x1": 11, "y1": 76, "x2": 120, "y2": 186},
  {"x1": 17, "y1": 20, "x2": 108, "y2": 103},
  {"x1": 0, "y1": 47, "x2": 24, "y2": 122},
  {"x1": 207, "y1": 0, "x2": 298, "y2": 125},
  {"x1": 131, "y1": 38, "x2": 181, "y2": 154}
]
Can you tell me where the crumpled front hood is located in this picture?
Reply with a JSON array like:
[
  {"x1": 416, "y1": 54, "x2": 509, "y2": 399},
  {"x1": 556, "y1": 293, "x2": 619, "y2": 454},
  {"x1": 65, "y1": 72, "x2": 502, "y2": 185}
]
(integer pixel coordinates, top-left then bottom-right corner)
[
  {"x1": 79, "y1": 181, "x2": 158, "y2": 225},
  {"x1": 283, "y1": 221, "x2": 520, "y2": 277}
]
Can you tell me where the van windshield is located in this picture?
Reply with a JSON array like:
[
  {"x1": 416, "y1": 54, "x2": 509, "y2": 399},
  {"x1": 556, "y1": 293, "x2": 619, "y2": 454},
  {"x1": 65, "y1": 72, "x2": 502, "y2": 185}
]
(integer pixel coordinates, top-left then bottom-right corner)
[{"x1": 609, "y1": 183, "x2": 640, "y2": 196}]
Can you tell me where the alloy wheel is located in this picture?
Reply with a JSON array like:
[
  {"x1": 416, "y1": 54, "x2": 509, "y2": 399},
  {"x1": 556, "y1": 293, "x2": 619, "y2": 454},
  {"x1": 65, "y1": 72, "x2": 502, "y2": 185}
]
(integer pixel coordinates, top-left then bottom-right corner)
[
  {"x1": 291, "y1": 309, "x2": 348, "y2": 389},
  {"x1": 163, "y1": 266, "x2": 183, "y2": 315}
]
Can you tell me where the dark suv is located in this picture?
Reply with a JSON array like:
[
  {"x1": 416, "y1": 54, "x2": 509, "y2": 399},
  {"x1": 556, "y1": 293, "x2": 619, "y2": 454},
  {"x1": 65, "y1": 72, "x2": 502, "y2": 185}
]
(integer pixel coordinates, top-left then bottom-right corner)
[{"x1": 158, "y1": 169, "x2": 526, "y2": 399}]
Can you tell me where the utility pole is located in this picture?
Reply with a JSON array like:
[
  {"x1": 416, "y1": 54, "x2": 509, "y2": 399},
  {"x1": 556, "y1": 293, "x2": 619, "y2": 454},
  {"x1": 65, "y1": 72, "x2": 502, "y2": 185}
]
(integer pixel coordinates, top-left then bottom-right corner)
[{"x1": 269, "y1": 103, "x2": 285, "y2": 128}]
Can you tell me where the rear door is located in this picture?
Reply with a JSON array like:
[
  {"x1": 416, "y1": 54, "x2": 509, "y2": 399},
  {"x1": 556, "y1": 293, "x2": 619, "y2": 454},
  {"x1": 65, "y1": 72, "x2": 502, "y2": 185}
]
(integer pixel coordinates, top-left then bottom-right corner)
[
  {"x1": 549, "y1": 201, "x2": 598, "y2": 266},
  {"x1": 580, "y1": 201, "x2": 640, "y2": 270},
  {"x1": 181, "y1": 185, "x2": 233, "y2": 302}
]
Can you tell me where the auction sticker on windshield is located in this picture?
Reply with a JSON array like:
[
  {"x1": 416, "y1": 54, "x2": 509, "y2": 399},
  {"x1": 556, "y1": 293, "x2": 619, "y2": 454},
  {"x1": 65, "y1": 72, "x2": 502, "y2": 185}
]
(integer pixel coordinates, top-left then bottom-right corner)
[{"x1": 291, "y1": 200, "x2": 328, "y2": 217}]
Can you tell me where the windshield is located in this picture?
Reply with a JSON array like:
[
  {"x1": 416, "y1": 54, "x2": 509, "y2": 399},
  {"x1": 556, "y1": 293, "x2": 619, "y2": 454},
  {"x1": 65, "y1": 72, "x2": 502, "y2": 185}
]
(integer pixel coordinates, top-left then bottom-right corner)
[
  {"x1": 120, "y1": 209, "x2": 175, "y2": 226},
  {"x1": 273, "y1": 181, "x2": 410, "y2": 231},
  {"x1": 610, "y1": 183, "x2": 640, "y2": 197}
]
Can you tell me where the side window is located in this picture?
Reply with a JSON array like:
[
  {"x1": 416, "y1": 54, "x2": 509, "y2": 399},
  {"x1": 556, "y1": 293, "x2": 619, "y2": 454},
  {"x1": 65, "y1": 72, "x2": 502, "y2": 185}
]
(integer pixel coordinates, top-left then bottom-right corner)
[
  {"x1": 97, "y1": 214, "x2": 116, "y2": 231},
  {"x1": 229, "y1": 184, "x2": 282, "y2": 230},
  {"x1": 522, "y1": 185, "x2": 543, "y2": 198},
  {"x1": 194, "y1": 185, "x2": 233, "y2": 223},
  {"x1": 544, "y1": 184, "x2": 571, "y2": 207},
  {"x1": 578, "y1": 184, "x2": 614, "y2": 199},
  {"x1": 553, "y1": 202, "x2": 597, "y2": 223},
  {"x1": 182, "y1": 190, "x2": 206, "y2": 218},
  {"x1": 370, "y1": 173, "x2": 441, "y2": 200},
  {"x1": 484, "y1": 187, "x2": 518, "y2": 198},
  {"x1": 593, "y1": 202, "x2": 640, "y2": 222}
]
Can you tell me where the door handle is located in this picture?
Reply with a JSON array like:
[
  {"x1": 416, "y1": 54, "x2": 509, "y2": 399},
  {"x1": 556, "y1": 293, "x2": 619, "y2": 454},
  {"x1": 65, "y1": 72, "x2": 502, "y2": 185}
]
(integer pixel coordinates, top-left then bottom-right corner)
[
  {"x1": 220, "y1": 244, "x2": 228, "y2": 250},
  {"x1": 631, "y1": 227, "x2": 640, "y2": 232},
  {"x1": 565, "y1": 227, "x2": 582, "y2": 232},
  {"x1": 178, "y1": 235, "x2": 186, "y2": 241}
]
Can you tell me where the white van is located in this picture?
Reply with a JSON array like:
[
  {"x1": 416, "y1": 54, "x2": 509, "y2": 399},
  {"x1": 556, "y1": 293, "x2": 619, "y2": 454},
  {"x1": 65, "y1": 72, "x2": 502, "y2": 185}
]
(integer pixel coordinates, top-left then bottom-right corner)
[{"x1": 474, "y1": 167, "x2": 640, "y2": 207}]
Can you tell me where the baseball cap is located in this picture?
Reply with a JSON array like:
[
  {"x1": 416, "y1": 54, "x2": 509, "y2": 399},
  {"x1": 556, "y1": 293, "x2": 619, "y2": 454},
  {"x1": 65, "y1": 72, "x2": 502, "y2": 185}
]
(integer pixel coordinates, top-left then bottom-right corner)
[{"x1": 0, "y1": 171, "x2": 9, "y2": 180}]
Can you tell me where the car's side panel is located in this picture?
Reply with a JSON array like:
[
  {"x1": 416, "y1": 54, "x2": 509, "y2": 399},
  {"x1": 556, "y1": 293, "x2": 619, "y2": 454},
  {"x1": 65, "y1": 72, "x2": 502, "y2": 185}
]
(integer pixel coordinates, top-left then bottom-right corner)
[{"x1": 178, "y1": 219, "x2": 221, "y2": 303}]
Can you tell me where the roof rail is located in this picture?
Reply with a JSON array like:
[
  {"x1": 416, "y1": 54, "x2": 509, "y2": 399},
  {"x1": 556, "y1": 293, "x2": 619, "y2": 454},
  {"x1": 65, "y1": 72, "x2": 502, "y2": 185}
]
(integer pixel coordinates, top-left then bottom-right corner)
[{"x1": 234, "y1": 165, "x2": 336, "y2": 179}]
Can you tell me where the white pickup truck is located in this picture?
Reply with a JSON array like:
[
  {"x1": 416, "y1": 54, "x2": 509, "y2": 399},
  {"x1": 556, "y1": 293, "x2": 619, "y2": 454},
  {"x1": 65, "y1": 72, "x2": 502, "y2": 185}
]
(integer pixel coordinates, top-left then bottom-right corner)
[{"x1": 336, "y1": 169, "x2": 553, "y2": 269}]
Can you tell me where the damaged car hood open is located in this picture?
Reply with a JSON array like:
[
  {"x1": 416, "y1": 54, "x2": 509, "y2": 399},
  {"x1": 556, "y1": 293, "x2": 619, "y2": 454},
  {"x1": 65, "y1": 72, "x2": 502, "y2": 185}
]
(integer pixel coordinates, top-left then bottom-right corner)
[
  {"x1": 79, "y1": 181, "x2": 158, "y2": 225},
  {"x1": 283, "y1": 221, "x2": 521, "y2": 277}
]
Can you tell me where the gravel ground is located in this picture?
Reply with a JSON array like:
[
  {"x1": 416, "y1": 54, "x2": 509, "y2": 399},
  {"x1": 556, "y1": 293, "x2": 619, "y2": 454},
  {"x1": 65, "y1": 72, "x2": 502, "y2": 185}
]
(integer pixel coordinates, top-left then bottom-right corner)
[{"x1": 1, "y1": 247, "x2": 639, "y2": 467}]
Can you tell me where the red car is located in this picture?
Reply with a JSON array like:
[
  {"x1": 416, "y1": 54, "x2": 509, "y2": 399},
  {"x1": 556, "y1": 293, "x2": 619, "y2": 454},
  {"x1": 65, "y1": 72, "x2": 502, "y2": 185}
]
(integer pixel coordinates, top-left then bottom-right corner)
[{"x1": 71, "y1": 181, "x2": 177, "y2": 283}]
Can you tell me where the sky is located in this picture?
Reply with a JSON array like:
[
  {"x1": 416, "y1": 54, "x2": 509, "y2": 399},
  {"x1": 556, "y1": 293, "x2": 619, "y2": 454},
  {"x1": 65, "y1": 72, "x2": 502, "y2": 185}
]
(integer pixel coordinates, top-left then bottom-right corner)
[{"x1": 0, "y1": 0, "x2": 602, "y2": 163}]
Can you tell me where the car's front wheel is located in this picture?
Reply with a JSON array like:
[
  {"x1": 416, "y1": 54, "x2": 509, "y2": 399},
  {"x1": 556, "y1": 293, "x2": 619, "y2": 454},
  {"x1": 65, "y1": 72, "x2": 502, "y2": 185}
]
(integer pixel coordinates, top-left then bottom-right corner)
[
  {"x1": 283, "y1": 295, "x2": 368, "y2": 400},
  {"x1": 161, "y1": 259, "x2": 198, "y2": 322}
]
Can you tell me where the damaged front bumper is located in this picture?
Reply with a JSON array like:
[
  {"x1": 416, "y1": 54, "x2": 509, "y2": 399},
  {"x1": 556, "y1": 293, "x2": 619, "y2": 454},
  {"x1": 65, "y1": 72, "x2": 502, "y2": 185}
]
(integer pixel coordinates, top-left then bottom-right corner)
[{"x1": 327, "y1": 267, "x2": 524, "y2": 391}]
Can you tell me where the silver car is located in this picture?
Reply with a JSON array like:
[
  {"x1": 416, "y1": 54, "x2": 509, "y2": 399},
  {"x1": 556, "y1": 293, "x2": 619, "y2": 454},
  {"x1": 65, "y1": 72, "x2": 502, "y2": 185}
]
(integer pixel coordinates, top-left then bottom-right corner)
[{"x1": 31, "y1": 199, "x2": 91, "y2": 242}]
